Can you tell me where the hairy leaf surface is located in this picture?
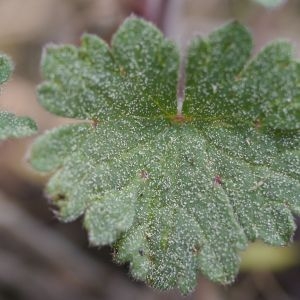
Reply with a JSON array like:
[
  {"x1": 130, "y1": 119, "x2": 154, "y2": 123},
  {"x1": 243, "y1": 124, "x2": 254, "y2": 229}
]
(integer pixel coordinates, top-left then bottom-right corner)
[
  {"x1": 30, "y1": 18, "x2": 300, "y2": 294},
  {"x1": 0, "y1": 54, "x2": 37, "y2": 140}
]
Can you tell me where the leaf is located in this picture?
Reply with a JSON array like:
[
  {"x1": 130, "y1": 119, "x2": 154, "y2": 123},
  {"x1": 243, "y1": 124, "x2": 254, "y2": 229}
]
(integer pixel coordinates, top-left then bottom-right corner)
[
  {"x1": 0, "y1": 54, "x2": 37, "y2": 140},
  {"x1": 0, "y1": 111, "x2": 37, "y2": 140},
  {"x1": 0, "y1": 54, "x2": 12, "y2": 84},
  {"x1": 30, "y1": 18, "x2": 300, "y2": 294},
  {"x1": 252, "y1": 0, "x2": 286, "y2": 8}
]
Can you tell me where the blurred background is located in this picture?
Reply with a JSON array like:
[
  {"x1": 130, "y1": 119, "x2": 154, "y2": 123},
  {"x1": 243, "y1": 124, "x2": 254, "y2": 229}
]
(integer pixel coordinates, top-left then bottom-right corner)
[{"x1": 0, "y1": 0, "x2": 300, "y2": 299}]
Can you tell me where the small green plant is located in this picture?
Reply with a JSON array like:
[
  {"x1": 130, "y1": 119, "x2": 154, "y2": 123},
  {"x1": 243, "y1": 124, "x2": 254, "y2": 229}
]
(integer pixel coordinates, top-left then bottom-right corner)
[
  {"x1": 29, "y1": 17, "x2": 299, "y2": 294},
  {"x1": 0, "y1": 54, "x2": 37, "y2": 140}
]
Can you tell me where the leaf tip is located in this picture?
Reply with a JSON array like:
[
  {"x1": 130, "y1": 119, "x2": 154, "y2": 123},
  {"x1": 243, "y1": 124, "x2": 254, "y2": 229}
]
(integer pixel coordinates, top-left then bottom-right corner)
[{"x1": 0, "y1": 54, "x2": 14, "y2": 85}]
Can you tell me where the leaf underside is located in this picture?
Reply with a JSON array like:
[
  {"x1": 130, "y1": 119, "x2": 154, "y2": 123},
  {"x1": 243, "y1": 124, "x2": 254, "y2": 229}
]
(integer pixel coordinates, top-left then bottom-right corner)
[
  {"x1": 0, "y1": 54, "x2": 37, "y2": 140},
  {"x1": 30, "y1": 18, "x2": 300, "y2": 294}
]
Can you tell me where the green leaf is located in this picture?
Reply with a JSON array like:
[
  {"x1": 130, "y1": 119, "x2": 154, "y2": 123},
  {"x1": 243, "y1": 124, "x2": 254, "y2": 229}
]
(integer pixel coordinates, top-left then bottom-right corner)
[
  {"x1": 0, "y1": 54, "x2": 37, "y2": 140},
  {"x1": 0, "y1": 54, "x2": 13, "y2": 84},
  {"x1": 253, "y1": 0, "x2": 285, "y2": 8},
  {"x1": 38, "y1": 18, "x2": 179, "y2": 119},
  {"x1": 185, "y1": 23, "x2": 300, "y2": 129},
  {"x1": 30, "y1": 18, "x2": 300, "y2": 294},
  {"x1": 0, "y1": 111, "x2": 37, "y2": 140}
]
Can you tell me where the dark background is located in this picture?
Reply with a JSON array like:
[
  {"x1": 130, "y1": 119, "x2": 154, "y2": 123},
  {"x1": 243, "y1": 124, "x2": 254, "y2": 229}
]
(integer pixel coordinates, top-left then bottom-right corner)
[{"x1": 0, "y1": 1, "x2": 300, "y2": 299}]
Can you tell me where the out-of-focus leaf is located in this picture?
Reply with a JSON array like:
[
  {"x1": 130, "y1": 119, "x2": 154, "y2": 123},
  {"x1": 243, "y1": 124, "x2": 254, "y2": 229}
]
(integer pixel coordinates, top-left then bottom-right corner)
[{"x1": 0, "y1": 54, "x2": 37, "y2": 140}]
